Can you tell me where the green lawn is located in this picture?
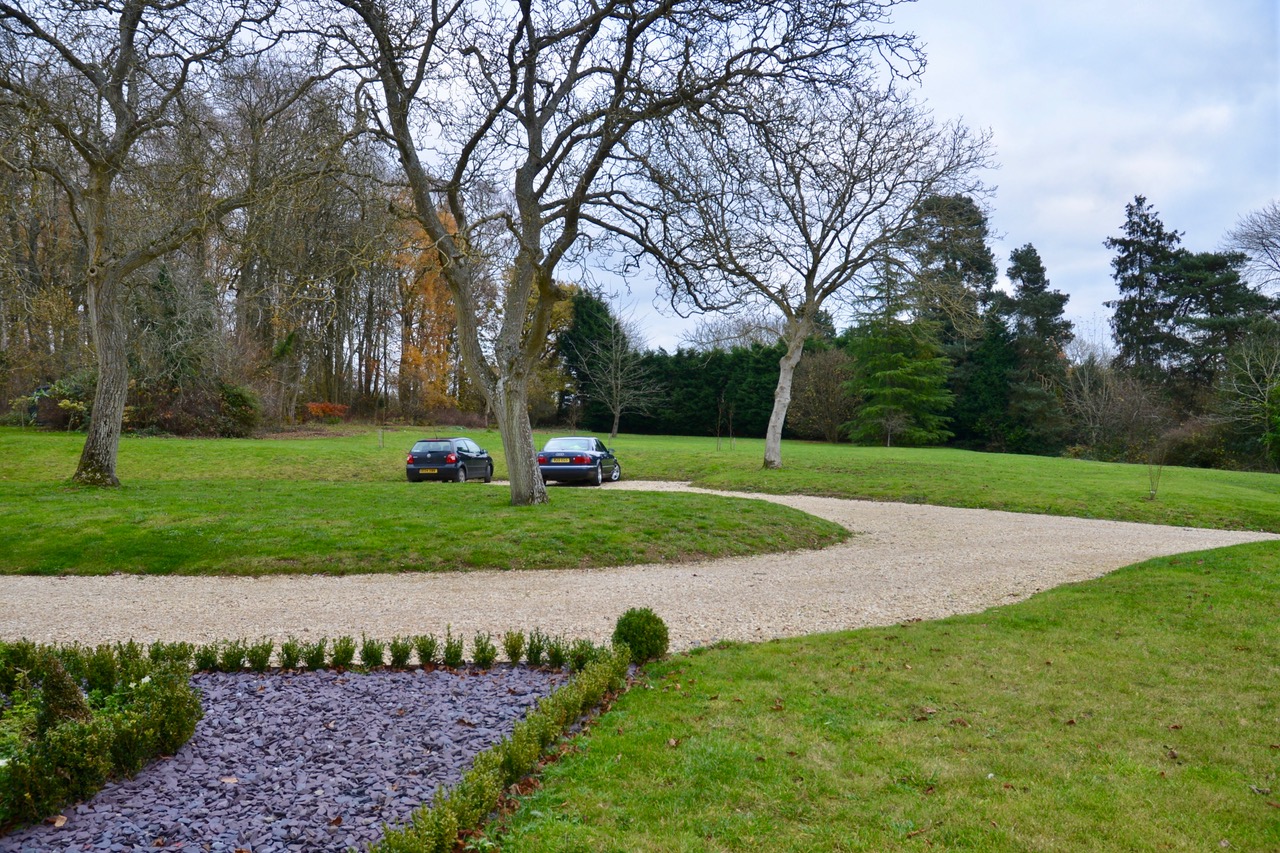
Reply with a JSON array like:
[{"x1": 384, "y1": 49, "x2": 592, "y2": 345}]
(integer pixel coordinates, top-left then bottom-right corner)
[
  {"x1": 614, "y1": 434, "x2": 1280, "y2": 533},
  {"x1": 6, "y1": 426, "x2": 1276, "y2": 533},
  {"x1": 492, "y1": 541, "x2": 1280, "y2": 852},
  {"x1": 5, "y1": 425, "x2": 1279, "y2": 848},
  {"x1": 0, "y1": 428, "x2": 845, "y2": 575}
]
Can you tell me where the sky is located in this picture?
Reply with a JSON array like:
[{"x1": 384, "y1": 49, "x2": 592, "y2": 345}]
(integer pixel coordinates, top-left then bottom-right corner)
[{"x1": 622, "y1": 0, "x2": 1279, "y2": 351}]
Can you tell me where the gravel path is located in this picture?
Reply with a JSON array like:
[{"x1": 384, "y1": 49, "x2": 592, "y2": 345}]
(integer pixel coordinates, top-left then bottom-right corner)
[{"x1": 2, "y1": 482, "x2": 1273, "y2": 651}]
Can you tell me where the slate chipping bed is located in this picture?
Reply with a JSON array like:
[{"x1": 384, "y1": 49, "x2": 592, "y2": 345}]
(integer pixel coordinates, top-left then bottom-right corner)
[{"x1": 0, "y1": 667, "x2": 567, "y2": 853}]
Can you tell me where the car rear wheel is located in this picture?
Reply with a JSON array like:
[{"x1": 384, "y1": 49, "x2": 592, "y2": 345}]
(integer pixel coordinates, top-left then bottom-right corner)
[
  {"x1": 484, "y1": 463, "x2": 493, "y2": 483},
  {"x1": 455, "y1": 465, "x2": 467, "y2": 484},
  {"x1": 592, "y1": 463, "x2": 603, "y2": 486},
  {"x1": 610, "y1": 462, "x2": 621, "y2": 482}
]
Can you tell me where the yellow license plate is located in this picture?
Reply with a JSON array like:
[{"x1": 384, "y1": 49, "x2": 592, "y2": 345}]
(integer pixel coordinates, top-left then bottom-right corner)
[
  {"x1": 423, "y1": 468, "x2": 438, "y2": 474},
  {"x1": 551, "y1": 457, "x2": 570, "y2": 463}
]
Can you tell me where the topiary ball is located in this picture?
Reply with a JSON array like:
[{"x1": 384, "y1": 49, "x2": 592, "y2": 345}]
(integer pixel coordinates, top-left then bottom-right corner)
[{"x1": 612, "y1": 607, "x2": 669, "y2": 664}]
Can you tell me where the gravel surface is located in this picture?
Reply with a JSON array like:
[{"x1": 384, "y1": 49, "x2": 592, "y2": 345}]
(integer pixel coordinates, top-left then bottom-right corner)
[
  {"x1": 1, "y1": 482, "x2": 1273, "y2": 652},
  {"x1": 0, "y1": 667, "x2": 565, "y2": 853}
]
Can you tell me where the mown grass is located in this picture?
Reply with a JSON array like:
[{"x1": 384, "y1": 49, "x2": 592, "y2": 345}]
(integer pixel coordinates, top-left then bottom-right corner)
[
  {"x1": 0, "y1": 428, "x2": 845, "y2": 575},
  {"x1": 6, "y1": 427, "x2": 1277, "y2": 533},
  {"x1": 492, "y1": 541, "x2": 1280, "y2": 852},
  {"x1": 614, "y1": 434, "x2": 1280, "y2": 533}
]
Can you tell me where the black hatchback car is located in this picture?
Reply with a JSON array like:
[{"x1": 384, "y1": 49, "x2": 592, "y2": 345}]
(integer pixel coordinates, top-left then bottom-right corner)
[
  {"x1": 406, "y1": 437, "x2": 493, "y2": 483},
  {"x1": 537, "y1": 436, "x2": 621, "y2": 486}
]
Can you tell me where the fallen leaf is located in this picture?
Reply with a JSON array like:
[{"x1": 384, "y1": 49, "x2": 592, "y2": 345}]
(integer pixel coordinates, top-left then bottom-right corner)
[
  {"x1": 1167, "y1": 749, "x2": 1179, "y2": 760},
  {"x1": 755, "y1": 756, "x2": 766, "y2": 762},
  {"x1": 220, "y1": 776, "x2": 238, "y2": 784},
  {"x1": 47, "y1": 815, "x2": 67, "y2": 828},
  {"x1": 1249, "y1": 786, "x2": 1272, "y2": 796},
  {"x1": 949, "y1": 718, "x2": 970, "y2": 728},
  {"x1": 457, "y1": 717, "x2": 476, "y2": 728},
  {"x1": 1065, "y1": 719, "x2": 1076, "y2": 726},
  {"x1": 771, "y1": 698, "x2": 785, "y2": 711},
  {"x1": 667, "y1": 738, "x2": 680, "y2": 748},
  {"x1": 1168, "y1": 724, "x2": 1182, "y2": 731},
  {"x1": 330, "y1": 815, "x2": 343, "y2": 826}
]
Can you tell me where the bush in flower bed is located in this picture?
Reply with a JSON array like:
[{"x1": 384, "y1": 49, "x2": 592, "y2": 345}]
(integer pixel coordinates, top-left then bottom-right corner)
[
  {"x1": 0, "y1": 641, "x2": 202, "y2": 830},
  {"x1": 372, "y1": 643, "x2": 631, "y2": 853}
]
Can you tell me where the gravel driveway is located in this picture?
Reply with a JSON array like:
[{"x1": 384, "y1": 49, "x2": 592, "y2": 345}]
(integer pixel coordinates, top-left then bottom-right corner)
[{"x1": 3, "y1": 482, "x2": 1273, "y2": 651}]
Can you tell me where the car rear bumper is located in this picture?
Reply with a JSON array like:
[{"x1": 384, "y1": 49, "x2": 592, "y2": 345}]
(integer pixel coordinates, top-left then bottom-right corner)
[
  {"x1": 407, "y1": 465, "x2": 462, "y2": 481},
  {"x1": 538, "y1": 464, "x2": 597, "y2": 482}
]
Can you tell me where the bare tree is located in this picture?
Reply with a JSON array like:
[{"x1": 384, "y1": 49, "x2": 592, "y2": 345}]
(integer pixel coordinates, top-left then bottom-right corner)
[
  {"x1": 609, "y1": 82, "x2": 990, "y2": 468},
  {"x1": 1227, "y1": 200, "x2": 1280, "y2": 292},
  {"x1": 681, "y1": 311, "x2": 785, "y2": 352},
  {"x1": 319, "y1": 0, "x2": 924, "y2": 504},
  {"x1": 0, "y1": 0, "x2": 292, "y2": 484},
  {"x1": 787, "y1": 348, "x2": 857, "y2": 443},
  {"x1": 571, "y1": 315, "x2": 662, "y2": 439},
  {"x1": 1221, "y1": 324, "x2": 1280, "y2": 465}
]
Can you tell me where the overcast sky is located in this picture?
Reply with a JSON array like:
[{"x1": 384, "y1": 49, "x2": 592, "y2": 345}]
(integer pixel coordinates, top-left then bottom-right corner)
[{"x1": 626, "y1": 0, "x2": 1279, "y2": 350}]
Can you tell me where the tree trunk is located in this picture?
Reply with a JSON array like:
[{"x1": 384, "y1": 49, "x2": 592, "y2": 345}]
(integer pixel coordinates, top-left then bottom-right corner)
[
  {"x1": 610, "y1": 410, "x2": 620, "y2": 441},
  {"x1": 73, "y1": 270, "x2": 127, "y2": 486},
  {"x1": 492, "y1": 377, "x2": 548, "y2": 506},
  {"x1": 763, "y1": 322, "x2": 809, "y2": 469}
]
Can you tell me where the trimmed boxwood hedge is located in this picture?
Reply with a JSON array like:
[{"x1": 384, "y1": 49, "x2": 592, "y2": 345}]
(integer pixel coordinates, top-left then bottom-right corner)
[
  {"x1": 0, "y1": 641, "x2": 203, "y2": 830},
  {"x1": 372, "y1": 643, "x2": 631, "y2": 853}
]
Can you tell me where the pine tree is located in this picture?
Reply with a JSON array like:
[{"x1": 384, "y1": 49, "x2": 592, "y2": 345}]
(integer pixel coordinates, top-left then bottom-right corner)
[
  {"x1": 844, "y1": 270, "x2": 953, "y2": 447},
  {"x1": 1104, "y1": 196, "x2": 1182, "y2": 376}
]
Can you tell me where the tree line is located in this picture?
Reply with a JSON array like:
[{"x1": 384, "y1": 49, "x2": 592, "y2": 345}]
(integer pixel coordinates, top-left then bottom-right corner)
[{"x1": 0, "y1": 1, "x2": 1277, "y2": 504}]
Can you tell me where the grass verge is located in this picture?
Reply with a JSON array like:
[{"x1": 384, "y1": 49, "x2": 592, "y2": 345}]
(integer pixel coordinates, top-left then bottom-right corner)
[
  {"x1": 490, "y1": 541, "x2": 1280, "y2": 851},
  {"x1": 0, "y1": 481, "x2": 844, "y2": 576}
]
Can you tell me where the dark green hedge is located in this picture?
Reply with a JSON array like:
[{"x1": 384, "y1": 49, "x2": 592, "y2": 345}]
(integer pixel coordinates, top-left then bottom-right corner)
[{"x1": 0, "y1": 641, "x2": 203, "y2": 830}]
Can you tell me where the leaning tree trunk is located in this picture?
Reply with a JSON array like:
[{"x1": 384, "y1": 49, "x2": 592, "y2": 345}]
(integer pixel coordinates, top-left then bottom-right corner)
[
  {"x1": 74, "y1": 269, "x2": 128, "y2": 486},
  {"x1": 763, "y1": 323, "x2": 809, "y2": 469},
  {"x1": 492, "y1": 376, "x2": 549, "y2": 506}
]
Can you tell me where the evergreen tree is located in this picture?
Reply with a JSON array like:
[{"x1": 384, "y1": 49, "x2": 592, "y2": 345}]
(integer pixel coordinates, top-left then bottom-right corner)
[
  {"x1": 906, "y1": 194, "x2": 999, "y2": 346},
  {"x1": 1000, "y1": 243, "x2": 1073, "y2": 453},
  {"x1": 1104, "y1": 195, "x2": 1183, "y2": 376},
  {"x1": 844, "y1": 271, "x2": 953, "y2": 447},
  {"x1": 1164, "y1": 250, "x2": 1276, "y2": 391}
]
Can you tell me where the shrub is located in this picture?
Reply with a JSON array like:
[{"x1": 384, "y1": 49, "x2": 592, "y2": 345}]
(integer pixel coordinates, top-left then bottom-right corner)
[
  {"x1": 246, "y1": 639, "x2": 274, "y2": 673},
  {"x1": 545, "y1": 635, "x2": 568, "y2": 671},
  {"x1": 330, "y1": 636, "x2": 357, "y2": 669},
  {"x1": 217, "y1": 639, "x2": 247, "y2": 673},
  {"x1": 612, "y1": 607, "x2": 669, "y2": 664},
  {"x1": 278, "y1": 637, "x2": 303, "y2": 670},
  {"x1": 0, "y1": 647, "x2": 202, "y2": 830},
  {"x1": 360, "y1": 635, "x2": 386, "y2": 669},
  {"x1": 413, "y1": 634, "x2": 440, "y2": 667},
  {"x1": 34, "y1": 652, "x2": 91, "y2": 734},
  {"x1": 84, "y1": 644, "x2": 118, "y2": 695},
  {"x1": 388, "y1": 636, "x2": 414, "y2": 669},
  {"x1": 368, "y1": 646, "x2": 630, "y2": 853},
  {"x1": 472, "y1": 633, "x2": 497, "y2": 670},
  {"x1": 304, "y1": 401, "x2": 349, "y2": 421},
  {"x1": 303, "y1": 638, "x2": 328, "y2": 671},
  {"x1": 525, "y1": 630, "x2": 547, "y2": 667},
  {"x1": 217, "y1": 383, "x2": 260, "y2": 438},
  {"x1": 501, "y1": 630, "x2": 525, "y2": 664},
  {"x1": 442, "y1": 627, "x2": 465, "y2": 669},
  {"x1": 193, "y1": 643, "x2": 219, "y2": 672},
  {"x1": 568, "y1": 638, "x2": 602, "y2": 673},
  {"x1": 148, "y1": 641, "x2": 193, "y2": 669}
]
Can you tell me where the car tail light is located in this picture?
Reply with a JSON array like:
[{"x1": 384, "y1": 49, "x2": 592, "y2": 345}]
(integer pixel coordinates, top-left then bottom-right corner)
[
  {"x1": 572, "y1": 455, "x2": 590, "y2": 464},
  {"x1": 406, "y1": 453, "x2": 415, "y2": 464},
  {"x1": 537, "y1": 455, "x2": 547, "y2": 464},
  {"x1": 446, "y1": 452, "x2": 457, "y2": 464}
]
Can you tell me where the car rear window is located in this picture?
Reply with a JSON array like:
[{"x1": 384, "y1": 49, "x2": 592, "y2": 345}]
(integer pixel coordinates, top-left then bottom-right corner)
[
  {"x1": 545, "y1": 439, "x2": 591, "y2": 451},
  {"x1": 412, "y1": 440, "x2": 453, "y2": 452}
]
